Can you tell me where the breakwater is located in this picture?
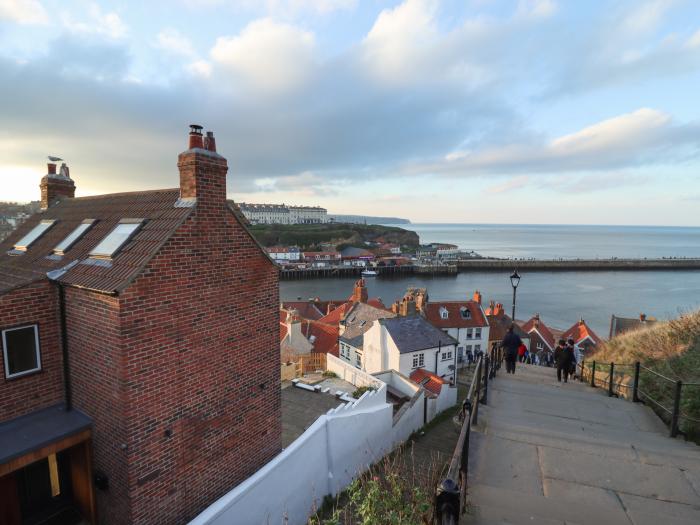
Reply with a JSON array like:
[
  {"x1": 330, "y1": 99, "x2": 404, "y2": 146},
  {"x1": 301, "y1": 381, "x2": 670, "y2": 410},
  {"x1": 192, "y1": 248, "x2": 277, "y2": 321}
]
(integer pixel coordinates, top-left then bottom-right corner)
[{"x1": 455, "y1": 258, "x2": 700, "y2": 272}]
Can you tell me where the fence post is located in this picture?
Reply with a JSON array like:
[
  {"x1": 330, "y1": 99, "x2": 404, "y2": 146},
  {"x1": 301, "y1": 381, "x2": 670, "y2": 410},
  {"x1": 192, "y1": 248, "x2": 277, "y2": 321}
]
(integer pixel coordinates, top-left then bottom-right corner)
[
  {"x1": 632, "y1": 362, "x2": 640, "y2": 402},
  {"x1": 608, "y1": 362, "x2": 615, "y2": 397},
  {"x1": 481, "y1": 355, "x2": 489, "y2": 405},
  {"x1": 590, "y1": 360, "x2": 596, "y2": 388},
  {"x1": 580, "y1": 359, "x2": 585, "y2": 382},
  {"x1": 473, "y1": 360, "x2": 482, "y2": 425},
  {"x1": 670, "y1": 380, "x2": 683, "y2": 438}
]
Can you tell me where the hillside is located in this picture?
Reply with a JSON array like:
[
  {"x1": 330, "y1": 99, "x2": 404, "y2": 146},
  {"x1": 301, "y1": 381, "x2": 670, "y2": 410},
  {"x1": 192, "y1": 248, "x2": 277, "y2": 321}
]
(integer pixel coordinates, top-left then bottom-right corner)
[
  {"x1": 247, "y1": 223, "x2": 420, "y2": 250},
  {"x1": 591, "y1": 309, "x2": 700, "y2": 439}
]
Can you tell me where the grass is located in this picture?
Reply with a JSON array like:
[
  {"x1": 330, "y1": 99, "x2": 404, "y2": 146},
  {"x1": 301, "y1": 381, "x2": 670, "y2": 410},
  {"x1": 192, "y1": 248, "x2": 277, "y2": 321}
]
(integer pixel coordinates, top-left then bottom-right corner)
[{"x1": 589, "y1": 309, "x2": 700, "y2": 441}]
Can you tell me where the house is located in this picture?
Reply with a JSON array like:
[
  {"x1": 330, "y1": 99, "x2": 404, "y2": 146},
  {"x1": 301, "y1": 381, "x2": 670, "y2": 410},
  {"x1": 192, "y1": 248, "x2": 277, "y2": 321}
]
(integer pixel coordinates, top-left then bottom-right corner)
[
  {"x1": 339, "y1": 246, "x2": 375, "y2": 267},
  {"x1": 520, "y1": 314, "x2": 556, "y2": 360},
  {"x1": 485, "y1": 301, "x2": 531, "y2": 351},
  {"x1": 609, "y1": 313, "x2": 658, "y2": 339},
  {"x1": 302, "y1": 251, "x2": 341, "y2": 267},
  {"x1": 358, "y1": 315, "x2": 458, "y2": 383},
  {"x1": 266, "y1": 246, "x2": 301, "y2": 263},
  {"x1": 0, "y1": 126, "x2": 280, "y2": 525},
  {"x1": 562, "y1": 319, "x2": 603, "y2": 358},
  {"x1": 338, "y1": 301, "x2": 396, "y2": 368},
  {"x1": 379, "y1": 243, "x2": 402, "y2": 255},
  {"x1": 420, "y1": 290, "x2": 490, "y2": 366}
]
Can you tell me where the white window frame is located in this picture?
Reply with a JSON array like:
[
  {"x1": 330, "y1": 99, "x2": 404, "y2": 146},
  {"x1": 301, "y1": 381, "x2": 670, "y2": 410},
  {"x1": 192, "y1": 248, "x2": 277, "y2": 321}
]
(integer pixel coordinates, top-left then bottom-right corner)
[
  {"x1": 412, "y1": 352, "x2": 425, "y2": 368},
  {"x1": 467, "y1": 328, "x2": 473, "y2": 339},
  {"x1": 537, "y1": 342, "x2": 544, "y2": 350},
  {"x1": 474, "y1": 344, "x2": 481, "y2": 352},
  {"x1": 2, "y1": 324, "x2": 42, "y2": 379},
  {"x1": 475, "y1": 328, "x2": 482, "y2": 338},
  {"x1": 14, "y1": 220, "x2": 56, "y2": 251}
]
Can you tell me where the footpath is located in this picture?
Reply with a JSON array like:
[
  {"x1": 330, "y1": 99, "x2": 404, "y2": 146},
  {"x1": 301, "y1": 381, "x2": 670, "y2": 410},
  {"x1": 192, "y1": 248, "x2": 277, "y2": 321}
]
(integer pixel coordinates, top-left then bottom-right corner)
[{"x1": 465, "y1": 364, "x2": 700, "y2": 525}]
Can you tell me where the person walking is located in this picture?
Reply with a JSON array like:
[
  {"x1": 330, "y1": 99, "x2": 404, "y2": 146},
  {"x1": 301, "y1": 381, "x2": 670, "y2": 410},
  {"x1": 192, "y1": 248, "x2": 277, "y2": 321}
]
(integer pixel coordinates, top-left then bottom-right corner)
[
  {"x1": 554, "y1": 338, "x2": 572, "y2": 382},
  {"x1": 502, "y1": 325, "x2": 522, "y2": 374},
  {"x1": 518, "y1": 342, "x2": 527, "y2": 363},
  {"x1": 567, "y1": 338, "x2": 578, "y2": 379}
]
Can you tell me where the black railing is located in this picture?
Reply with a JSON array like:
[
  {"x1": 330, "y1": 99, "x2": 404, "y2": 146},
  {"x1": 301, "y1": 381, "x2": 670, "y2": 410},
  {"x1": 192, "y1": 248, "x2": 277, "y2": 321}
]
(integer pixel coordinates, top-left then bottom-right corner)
[
  {"x1": 577, "y1": 359, "x2": 700, "y2": 439},
  {"x1": 434, "y1": 345, "x2": 502, "y2": 524}
]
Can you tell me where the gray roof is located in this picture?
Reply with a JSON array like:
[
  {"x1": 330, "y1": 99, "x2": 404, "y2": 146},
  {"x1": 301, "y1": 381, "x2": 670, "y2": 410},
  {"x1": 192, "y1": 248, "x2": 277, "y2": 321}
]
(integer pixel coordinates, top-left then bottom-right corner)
[
  {"x1": 0, "y1": 404, "x2": 92, "y2": 465},
  {"x1": 609, "y1": 315, "x2": 658, "y2": 339},
  {"x1": 342, "y1": 302, "x2": 395, "y2": 341},
  {"x1": 340, "y1": 332, "x2": 364, "y2": 349},
  {"x1": 381, "y1": 315, "x2": 458, "y2": 354}
]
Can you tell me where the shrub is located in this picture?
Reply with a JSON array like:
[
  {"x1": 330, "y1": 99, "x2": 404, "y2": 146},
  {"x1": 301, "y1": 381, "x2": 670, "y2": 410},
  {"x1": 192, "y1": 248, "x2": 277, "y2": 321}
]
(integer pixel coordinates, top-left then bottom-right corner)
[
  {"x1": 322, "y1": 370, "x2": 338, "y2": 378},
  {"x1": 352, "y1": 385, "x2": 376, "y2": 399}
]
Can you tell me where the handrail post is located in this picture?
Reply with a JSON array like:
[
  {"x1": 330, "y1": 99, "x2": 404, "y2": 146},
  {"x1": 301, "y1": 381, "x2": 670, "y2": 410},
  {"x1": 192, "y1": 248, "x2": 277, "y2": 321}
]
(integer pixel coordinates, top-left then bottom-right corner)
[
  {"x1": 608, "y1": 362, "x2": 615, "y2": 397},
  {"x1": 481, "y1": 355, "x2": 489, "y2": 405},
  {"x1": 632, "y1": 362, "x2": 640, "y2": 402},
  {"x1": 473, "y1": 360, "x2": 482, "y2": 425},
  {"x1": 670, "y1": 380, "x2": 683, "y2": 438},
  {"x1": 590, "y1": 360, "x2": 596, "y2": 388},
  {"x1": 580, "y1": 359, "x2": 585, "y2": 382}
]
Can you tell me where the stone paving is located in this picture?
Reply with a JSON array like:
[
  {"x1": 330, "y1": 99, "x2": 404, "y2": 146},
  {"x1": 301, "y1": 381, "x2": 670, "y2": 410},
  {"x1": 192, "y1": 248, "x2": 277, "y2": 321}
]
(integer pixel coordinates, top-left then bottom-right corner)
[
  {"x1": 465, "y1": 364, "x2": 700, "y2": 524},
  {"x1": 281, "y1": 384, "x2": 342, "y2": 447}
]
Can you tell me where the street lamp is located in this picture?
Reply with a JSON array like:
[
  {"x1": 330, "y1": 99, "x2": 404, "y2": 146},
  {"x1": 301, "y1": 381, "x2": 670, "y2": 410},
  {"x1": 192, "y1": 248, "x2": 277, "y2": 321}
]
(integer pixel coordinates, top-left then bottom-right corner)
[{"x1": 510, "y1": 270, "x2": 521, "y2": 321}]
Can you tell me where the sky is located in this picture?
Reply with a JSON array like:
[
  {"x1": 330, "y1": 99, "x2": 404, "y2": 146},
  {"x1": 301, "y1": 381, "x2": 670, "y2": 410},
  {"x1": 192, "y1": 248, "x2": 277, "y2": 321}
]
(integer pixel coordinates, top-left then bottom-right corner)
[{"x1": 1, "y1": 0, "x2": 699, "y2": 225}]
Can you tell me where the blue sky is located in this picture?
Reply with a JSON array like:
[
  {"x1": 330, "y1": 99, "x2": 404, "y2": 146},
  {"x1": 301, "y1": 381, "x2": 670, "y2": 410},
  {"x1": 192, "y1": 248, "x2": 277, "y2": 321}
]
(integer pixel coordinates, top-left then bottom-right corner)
[{"x1": 1, "y1": 0, "x2": 699, "y2": 225}]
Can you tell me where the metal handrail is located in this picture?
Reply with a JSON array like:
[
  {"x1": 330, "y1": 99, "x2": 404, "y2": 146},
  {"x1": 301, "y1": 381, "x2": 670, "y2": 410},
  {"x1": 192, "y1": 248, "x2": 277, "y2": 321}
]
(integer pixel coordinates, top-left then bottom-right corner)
[
  {"x1": 435, "y1": 345, "x2": 502, "y2": 523},
  {"x1": 639, "y1": 365, "x2": 677, "y2": 383}
]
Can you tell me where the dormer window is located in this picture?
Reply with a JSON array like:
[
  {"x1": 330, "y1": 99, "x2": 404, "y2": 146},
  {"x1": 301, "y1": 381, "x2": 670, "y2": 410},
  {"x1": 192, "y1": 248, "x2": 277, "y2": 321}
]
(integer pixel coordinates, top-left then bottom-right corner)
[
  {"x1": 13, "y1": 220, "x2": 55, "y2": 251},
  {"x1": 90, "y1": 219, "x2": 143, "y2": 259},
  {"x1": 53, "y1": 219, "x2": 96, "y2": 255},
  {"x1": 460, "y1": 307, "x2": 471, "y2": 319},
  {"x1": 440, "y1": 307, "x2": 449, "y2": 319}
]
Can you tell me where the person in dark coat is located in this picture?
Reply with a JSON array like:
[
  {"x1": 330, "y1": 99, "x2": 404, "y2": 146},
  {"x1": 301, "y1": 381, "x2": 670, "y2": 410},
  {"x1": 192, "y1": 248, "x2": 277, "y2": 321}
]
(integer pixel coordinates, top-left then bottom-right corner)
[
  {"x1": 567, "y1": 337, "x2": 578, "y2": 378},
  {"x1": 554, "y1": 338, "x2": 574, "y2": 382},
  {"x1": 501, "y1": 325, "x2": 522, "y2": 374}
]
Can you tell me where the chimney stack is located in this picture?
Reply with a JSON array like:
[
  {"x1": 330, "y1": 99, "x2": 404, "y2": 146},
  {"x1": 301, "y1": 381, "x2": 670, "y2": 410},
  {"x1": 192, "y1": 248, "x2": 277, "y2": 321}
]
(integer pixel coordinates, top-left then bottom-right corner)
[
  {"x1": 640, "y1": 313, "x2": 647, "y2": 322},
  {"x1": 472, "y1": 290, "x2": 482, "y2": 305},
  {"x1": 40, "y1": 161, "x2": 75, "y2": 210},
  {"x1": 351, "y1": 279, "x2": 368, "y2": 303},
  {"x1": 178, "y1": 124, "x2": 228, "y2": 210}
]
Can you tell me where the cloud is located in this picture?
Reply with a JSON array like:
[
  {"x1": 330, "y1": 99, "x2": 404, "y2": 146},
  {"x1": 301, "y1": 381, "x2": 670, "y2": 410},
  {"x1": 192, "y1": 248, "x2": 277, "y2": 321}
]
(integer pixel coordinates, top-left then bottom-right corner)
[
  {"x1": 0, "y1": 0, "x2": 47, "y2": 25},
  {"x1": 486, "y1": 175, "x2": 530, "y2": 193},
  {"x1": 516, "y1": 0, "x2": 557, "y2": 20},
  {"x1": 182, "y1": 0, "x2": 357, "y2": 16},
  {"x1": 62, "y1": 3, "x2": 128, "y2": 39},
  {"x1": 156, "y1": 28, "x2": 195, "y2": 57},
  {"x1": 210, "y1": 18, "x2": 315, "y2": 93},
  {"x1": 411, "y1": 109, "x2": 700, "y2": 176}
]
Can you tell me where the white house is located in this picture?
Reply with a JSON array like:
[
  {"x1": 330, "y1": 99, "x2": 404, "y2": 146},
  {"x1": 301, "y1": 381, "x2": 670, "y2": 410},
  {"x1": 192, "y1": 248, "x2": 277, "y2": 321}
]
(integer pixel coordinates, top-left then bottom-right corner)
[
  {"x1": 267, "y1": 246, "x2": 301, "y2": 262},
  {"x1": 420, "y1": 292, "x2": 490, "y2": 367}
]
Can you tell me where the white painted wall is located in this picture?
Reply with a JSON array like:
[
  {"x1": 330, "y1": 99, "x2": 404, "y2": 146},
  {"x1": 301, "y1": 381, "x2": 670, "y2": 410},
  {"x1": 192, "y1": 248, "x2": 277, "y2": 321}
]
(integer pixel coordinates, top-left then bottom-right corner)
[
  {"x1": 391, "y1": 390, "x2": 425, "y2": 446},
  {"x1": 436, "y1": 385, "x2": 458, "y2": 414},
  {"x1": 327, "y1": 354, "x2": 383, "y2": 390}
]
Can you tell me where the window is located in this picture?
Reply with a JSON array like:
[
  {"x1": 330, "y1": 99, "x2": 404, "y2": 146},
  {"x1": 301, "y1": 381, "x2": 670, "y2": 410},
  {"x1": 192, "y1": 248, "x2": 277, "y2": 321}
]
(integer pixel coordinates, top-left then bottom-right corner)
[
  {"x1": 440, "y1": 307, "x2": 448, "y2": 319},
  {"x1": 412, "y1": 352, "x2": 425, "y2": 368},
  {"x1": 467, "y1": 328, "x2": 473, "y2": 339},
  {"x1": 466, "y1": 345, "x2": 472, "y2": 352},
  {"x1": 53, "y1": 220, "x2": 96, "y2": 255},
  {"x1": 475, "y1": 328, "x2": 482, "y2": 339},
  {"x1": 460, "y1": 307, "x2": 471, "y2": 319},
  {"x1": 2, "y1": 325, "x2": 41, "y2": 379},
  {"x1": 442, "y1": 351, "x2": 453, "y2": 361},
  {"x1": 90, "y1": 220, "x2": 143, "y2": 258},
  {"x1": 356, "y1": 352, "x2": 362, "y2": 368},
  {"x1": 14, "y1": 220, "x2": 55, "y2": 251},
  {"x1": 474, "y1": 344, "x2": 481, "y2": 352},
  {"x1": 537, "y1": 342, "x2": 544, "y2": 350}
]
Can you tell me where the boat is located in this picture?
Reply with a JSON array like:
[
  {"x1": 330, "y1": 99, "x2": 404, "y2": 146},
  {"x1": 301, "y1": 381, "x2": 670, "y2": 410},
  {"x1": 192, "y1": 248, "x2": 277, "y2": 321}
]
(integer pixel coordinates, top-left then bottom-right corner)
[{"x1": 361, "y1": 269, "x2": 378, "y2": 277}]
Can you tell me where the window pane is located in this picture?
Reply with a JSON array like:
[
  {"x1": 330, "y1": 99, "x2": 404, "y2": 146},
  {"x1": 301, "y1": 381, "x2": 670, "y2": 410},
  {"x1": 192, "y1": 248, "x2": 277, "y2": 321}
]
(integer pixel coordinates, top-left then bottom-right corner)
[
  {"x1": 90, "y1": 222, "x2": 141, "y2": 257},
  {"x1": 54, "y1": 222, "x2": 93, "y2": 254},
  {"x1": 4, "y1": 326, "x2": 39, "y2": 377},
  {"x1": 14, "y1": 221, "x2": 55, "y2": 251}
]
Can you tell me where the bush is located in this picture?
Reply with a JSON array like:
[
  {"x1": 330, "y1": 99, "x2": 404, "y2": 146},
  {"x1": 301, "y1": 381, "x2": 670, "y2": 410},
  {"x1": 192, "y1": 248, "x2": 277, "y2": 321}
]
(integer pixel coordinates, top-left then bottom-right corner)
[
  {"x1": 322, "y1": 370, "x2": 338, "y2": 378},
  {"x1": 352, "y1": 385, "x2": 376, "y2": 399}
]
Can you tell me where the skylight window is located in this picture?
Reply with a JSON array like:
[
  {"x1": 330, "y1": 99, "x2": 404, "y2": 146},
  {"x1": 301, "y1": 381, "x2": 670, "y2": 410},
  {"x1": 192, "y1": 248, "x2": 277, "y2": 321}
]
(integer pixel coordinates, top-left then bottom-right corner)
[
  {"x1": 14, "y1": 220, "x2": 56, "y2": 251},
  {"x1": 90, "y1": 220, "x2": 143, "y2": 258},
  {"x1": 53, "y1": 220, "x2": 96, "y2": 255}
]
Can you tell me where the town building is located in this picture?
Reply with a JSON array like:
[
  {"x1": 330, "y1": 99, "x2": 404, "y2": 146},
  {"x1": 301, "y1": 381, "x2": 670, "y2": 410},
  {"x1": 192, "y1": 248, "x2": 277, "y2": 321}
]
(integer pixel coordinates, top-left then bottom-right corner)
[
  {"x1": 266, "y1": 246, "x2": 301, "y2": 263},
  {"x1": 419, "y1": 290, "x2": 490, "y2": 366},
  {"x1": 609, "y1": 313, "x2": 658, "y2": 339},
  {"x1": 562, "y1": 319, "x2": 603, "y2": 358},
  {"x1": 0, "y1": 126, "x2": 280, "y2": 525},
  {"x1": 519, "y1": 314, "x2": 557, "y2": 361},
  {"x1": 238, "y1": 203, "x2": 328, "y2": 225},
  {"x1": 302, "y1": 251, "x2": 342, "y2": 267},
  {"x1": 485, "y1": 301, "x2": 531, "y2": 351}
]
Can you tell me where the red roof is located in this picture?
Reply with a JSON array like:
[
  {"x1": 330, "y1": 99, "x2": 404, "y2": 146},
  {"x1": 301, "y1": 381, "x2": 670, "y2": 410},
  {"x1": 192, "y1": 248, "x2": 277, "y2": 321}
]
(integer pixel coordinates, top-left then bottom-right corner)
[
  {"x1": 520, "y1": 316, "x2": 556, "y2": 350},
  {"x1": 410, "y1": 368, "x2": 448, "y2": 395},
  {"x1": 281, "y1": 301, "x2": 325, "y2": 321},
  {"x1": 423, "y1": 301, "x2": 487, "y2": 328},
  {"x1": 317, "y1": 301, "x2": 353, "y2": 325},
  {"x1": 562, "y1": 320, "x2": 603, "y2": 346},
  {"x1": 301, "y1": 320, "x2": 339, "y2": 356}
]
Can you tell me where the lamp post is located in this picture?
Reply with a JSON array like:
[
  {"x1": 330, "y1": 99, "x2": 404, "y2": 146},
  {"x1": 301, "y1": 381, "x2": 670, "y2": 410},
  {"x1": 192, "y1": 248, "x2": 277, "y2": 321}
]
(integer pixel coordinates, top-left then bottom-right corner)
[{"x1": 510, "y1": 270, "x2": 521, "y2": 321}]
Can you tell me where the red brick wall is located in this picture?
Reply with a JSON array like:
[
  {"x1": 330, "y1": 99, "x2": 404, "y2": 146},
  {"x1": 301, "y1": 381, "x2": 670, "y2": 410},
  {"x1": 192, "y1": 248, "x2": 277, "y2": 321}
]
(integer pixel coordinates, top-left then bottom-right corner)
[
  {"x1": 0, "y1": 281, "x2": 63, "y2": 421},
  {"x1": 118, "y1": 204, "x2": 280, "y2": 524},
  {"x1": 66, "y1": 288, "x2": 132, "y2": 525}
]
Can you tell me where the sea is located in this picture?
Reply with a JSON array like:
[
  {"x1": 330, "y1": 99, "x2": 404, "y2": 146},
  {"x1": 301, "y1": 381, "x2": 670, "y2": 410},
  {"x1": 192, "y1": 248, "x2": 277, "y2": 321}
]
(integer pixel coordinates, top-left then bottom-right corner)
[{"x1": 280, "y1": 224, "x2": 700, "y2": 338}]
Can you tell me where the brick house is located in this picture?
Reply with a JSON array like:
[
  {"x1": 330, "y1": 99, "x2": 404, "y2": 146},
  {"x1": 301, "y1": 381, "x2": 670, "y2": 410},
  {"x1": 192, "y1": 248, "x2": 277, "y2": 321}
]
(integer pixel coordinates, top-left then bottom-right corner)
[
  {"x1": 0, "y1": 126, "x2": 280, "y2": 525},
  {"x1": 562, "y1": 318, "x2": 603, "y2": 359},
  {"x1": 485, "y1": 301, "x2": 530, "y2": 351},
  {"x1": 519, "y1": 314, "x2": 556, "y2": 361}
]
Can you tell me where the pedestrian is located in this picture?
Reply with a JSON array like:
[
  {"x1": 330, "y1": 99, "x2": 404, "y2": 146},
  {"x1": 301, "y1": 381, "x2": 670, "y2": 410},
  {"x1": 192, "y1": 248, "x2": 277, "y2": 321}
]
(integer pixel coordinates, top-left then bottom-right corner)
[
  {"x1": 518, "y1": 342, "x2": 527, "y2": 363},
  {"x1": 502, "y1": 325, "x2": 522, "y2": 374},
  {"x1": 567, "y1": 338, "x2": 578, "y2": 379},
  {"x1": 555, "y1": 338, "x2": 575, "y2": 383}
]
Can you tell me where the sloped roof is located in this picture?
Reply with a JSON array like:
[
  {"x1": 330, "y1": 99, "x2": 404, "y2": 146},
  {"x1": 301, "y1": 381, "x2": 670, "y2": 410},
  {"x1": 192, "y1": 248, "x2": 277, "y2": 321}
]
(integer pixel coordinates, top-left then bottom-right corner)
[
  {"x1": 563, "y1": 320, "x2": 603, "y2": 345},
  {"x1": 487, "y1": 313, "x2": 530, "y2": 342},
  {"x1": 423, "y1": 301, "x2": 487, "y2": 329},
  {"x1": 342, "y1": 302, "x2": 396, "y2": 339},
  {"x1": 281, "y1": 301, "x2": 326, "y2": 321},
  {"x1": 0, "y1": 189, "x2": 192, "y2": 294},
  {"x1": 381, "y1": 315, "x2": 457, "y2": 354},
  {"x1": 301, "y1": 320, "x2": 339, "y2": 356},
  {"x1": 520, "y1": 316, "x2": 556, "y2": 350},
  {"x1": 410, "y1": 368, "x2": 448, "y2": 395},
  {"x1": 609, "y1": 315, "x2": 658, "y2": 339},
  {"x1": 340, "y1": 246, "x2": 374, "y2": 258}
]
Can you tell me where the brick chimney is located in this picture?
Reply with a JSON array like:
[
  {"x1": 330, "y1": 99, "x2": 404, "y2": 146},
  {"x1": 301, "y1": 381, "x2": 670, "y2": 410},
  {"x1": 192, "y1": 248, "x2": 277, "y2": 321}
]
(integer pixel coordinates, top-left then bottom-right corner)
[
  {"x1": 351, "y1": 279, "x2": 368, "y2": 303},
  {"x1": 178, "y1": 124, "x2": 228, "y2": 210},
  {"x1": 472, "y1": 290, "x2": 482, "y2": 305},
  {"x1": 40, "y1": 162, "x2": 75, "y2": 209},
  {"x1": 534, "y1": 313, "x2": 540, "y2": 326},
  {"x1": 640, "y1": 313, "x2": 647, "y2": 322},
  {"x1": 399, "y1": 295, "x2": 417, "y2": 316},
  {"x1": 494, "y1": 303, "x2": 504, "y2": 317}
]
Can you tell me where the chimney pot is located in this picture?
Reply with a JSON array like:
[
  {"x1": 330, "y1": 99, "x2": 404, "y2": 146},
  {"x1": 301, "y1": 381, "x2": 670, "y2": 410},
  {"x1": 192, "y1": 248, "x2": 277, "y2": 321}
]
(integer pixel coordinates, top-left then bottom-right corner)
[
  {"x1": 48, "y1": 163, "x2": 57, "y2": 175},
  {"x1": 204, "y1": 131, "x2": 217, "y2": 152},
  {"x1": 188, "y1": 124, "x2": 204, "y2": 149},
  {"x1": 178, "y1": 124, "x2": 228, "y2": 207}
]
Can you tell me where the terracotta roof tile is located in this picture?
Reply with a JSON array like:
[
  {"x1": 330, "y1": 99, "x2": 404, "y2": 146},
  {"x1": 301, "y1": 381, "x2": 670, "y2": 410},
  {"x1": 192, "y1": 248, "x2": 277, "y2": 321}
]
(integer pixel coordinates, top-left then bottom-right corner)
[
  {"x1": 0, "y1": 189, "x2": 191, "y2": 294},
  {"x1": 410, "y1": 368, "x2": 448, "y2": 395},
  {"x1": 301, "y1": 320, "x2": 339, "y2": 356},
  {"x1": 562, "y1": 320, "x2": 602, "y2": 346},
  {"x1": 423, "y1": 301, "x2": 487, "y2": 329},
  {"x1": 520, "y1": 316, "x2": 556, "y2": 350}
]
